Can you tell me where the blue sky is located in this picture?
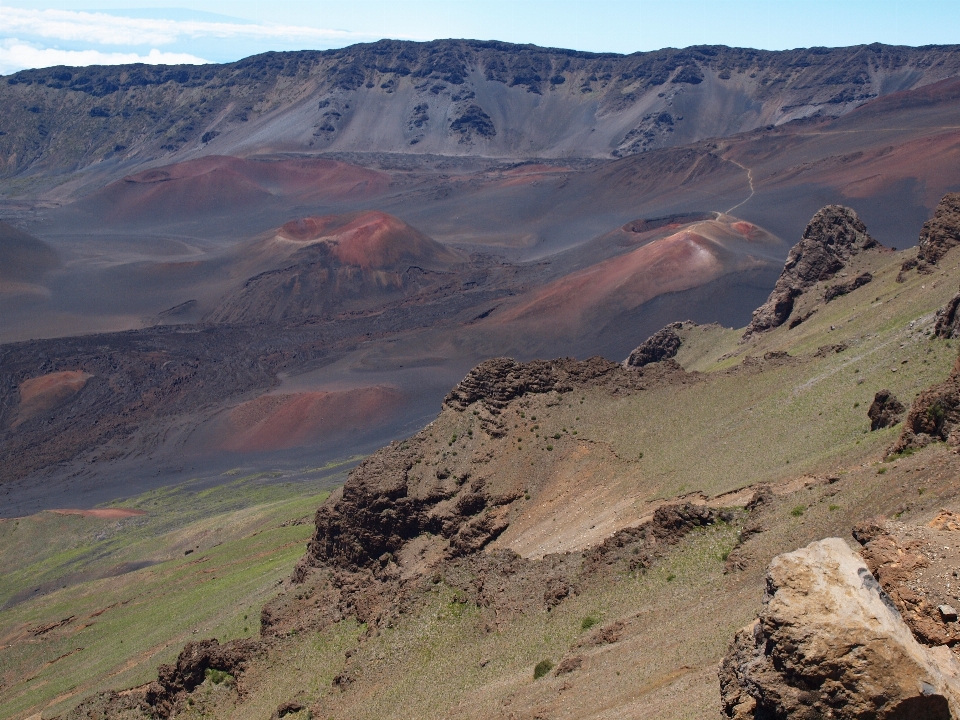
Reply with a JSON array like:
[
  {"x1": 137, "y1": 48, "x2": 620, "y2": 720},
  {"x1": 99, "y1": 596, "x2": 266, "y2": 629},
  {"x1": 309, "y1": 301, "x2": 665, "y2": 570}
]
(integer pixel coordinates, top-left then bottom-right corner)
[{"x1": 1, "y1": 0, "x2": 957, "y2": 75}]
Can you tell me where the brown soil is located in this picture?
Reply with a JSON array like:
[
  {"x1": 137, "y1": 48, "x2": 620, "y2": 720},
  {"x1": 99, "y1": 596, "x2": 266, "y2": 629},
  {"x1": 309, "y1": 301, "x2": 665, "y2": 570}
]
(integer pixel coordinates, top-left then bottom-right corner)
[
  {"x1": 49, "y1": 508, "x2": 147, "y2": 519},
  {"x1": 216, "y1": 387, "x2": 405, "y2": 453},
  {"x1": 13, "y1": 370, "x2": 92, "y2": 428}
]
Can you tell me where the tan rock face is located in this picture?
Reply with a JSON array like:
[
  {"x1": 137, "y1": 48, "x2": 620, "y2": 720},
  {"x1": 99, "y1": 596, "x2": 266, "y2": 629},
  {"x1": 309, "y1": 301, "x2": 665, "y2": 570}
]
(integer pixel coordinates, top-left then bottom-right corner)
[{"x1": 719, "y1": 537, "x2": 960, "y2": 719}]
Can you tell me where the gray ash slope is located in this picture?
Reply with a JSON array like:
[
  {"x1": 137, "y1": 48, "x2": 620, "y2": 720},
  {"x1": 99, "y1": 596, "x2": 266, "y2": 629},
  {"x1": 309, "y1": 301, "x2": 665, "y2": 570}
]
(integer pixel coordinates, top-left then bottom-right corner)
[{"x1": 2, "y1": 41, "x2": 959, "y2": 182}]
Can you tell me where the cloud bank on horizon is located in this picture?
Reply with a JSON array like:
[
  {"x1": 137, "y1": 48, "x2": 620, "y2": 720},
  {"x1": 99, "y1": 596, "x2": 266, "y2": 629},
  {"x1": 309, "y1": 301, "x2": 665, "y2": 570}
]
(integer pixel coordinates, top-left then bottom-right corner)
[
  {"x1": 0, "y1": 6, "x2": 383, "y2": 75},
  {"x1": 1, "y1": 0, "x2": 958, "y2": 76}
]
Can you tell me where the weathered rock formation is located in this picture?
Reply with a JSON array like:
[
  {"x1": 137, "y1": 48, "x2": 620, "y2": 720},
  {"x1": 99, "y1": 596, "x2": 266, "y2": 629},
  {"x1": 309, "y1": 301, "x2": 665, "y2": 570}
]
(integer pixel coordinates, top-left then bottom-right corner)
[
  {"x1": 890, "y1": 356, "x2": 960, "y2": 455},
  {"x1": 146, "y1": 639, "x2": 261, "y2": 718},
  {"x1": 854, "y1": 516, "x2": 960, "y2": 648},
  {"x1": 719, "y1": 538, "x2": 960, "y2": 719},
  {"x1": 824, "y1": 271, "x2": 873, "y2": 302},
  {"x1": 917, "y1": 193, "x2": 960, "y2": 265},
  {"x1": 743, "y1": 206, "x2": 877, "y2": 338},
  {"x1": 935, "y1": 287, "x2": 960, "y2": 338},
  {"x1": 442, "y1": 356, "x2": 623, "y2": 411},
  {"x1": 624, "y1": 322, "x2": 685, "y2": 368},
  {"x1": 294, "y1": 356, "x2": 640, "y2": 579},
  {"x1": 869, "y1": 389, "x2": 905, "y2": 430}
]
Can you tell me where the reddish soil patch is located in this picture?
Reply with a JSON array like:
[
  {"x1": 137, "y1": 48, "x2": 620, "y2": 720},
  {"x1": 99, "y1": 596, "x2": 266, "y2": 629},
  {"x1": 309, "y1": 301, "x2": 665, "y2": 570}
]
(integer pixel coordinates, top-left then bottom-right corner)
[
  {"x1": 49, "y1": 508, "x2": 147, "y2": 518},
  {"x1": 274, "y1": 211, "x2": 460, "y2": 270},
  {"x1": 815, "y1": 131, "x2": 960, "y2": 205},
  {"x1": 92, "y1": 156, "x2": 389, "y2": 223},
  {"x1": 731, "y1": 220, "x2": 761, "y2": 238},
  {"x1": 14, "y1": 370, "x2": 92, "y2": 428},
  {"x1": 502, "y1": 164, "x2": 572, "y2": 176},
  {"x1": 491, "y1": 219, "x2": 775, "y2": 332},
  {"x1": 217, "y1": 386, "x2": 405, "y2": 453},
  {"x1": 277, "y1": 216, "x2": 354, "y2": 242},
  {"x1": 846, "y1": 76, "x2": 960, "y2": 119}
]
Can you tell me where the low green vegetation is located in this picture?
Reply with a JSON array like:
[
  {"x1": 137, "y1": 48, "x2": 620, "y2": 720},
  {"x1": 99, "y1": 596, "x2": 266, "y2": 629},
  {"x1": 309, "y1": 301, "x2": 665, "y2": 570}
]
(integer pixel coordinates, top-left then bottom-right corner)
[
  {"x1": 0, "y1": 468, "x2": 342, "y2": 719},
  {"x1": 533, "y1": 659, "x2": 554, "y2": 679},
  {"x1": 205, "y1": 668, "x2": 234, "y2": 685}
]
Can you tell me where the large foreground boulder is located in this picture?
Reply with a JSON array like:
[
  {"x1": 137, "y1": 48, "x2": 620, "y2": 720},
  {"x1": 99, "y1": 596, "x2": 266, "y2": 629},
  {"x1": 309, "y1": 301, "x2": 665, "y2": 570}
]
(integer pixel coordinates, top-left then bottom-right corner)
[
  {"x1": 719, "y1": 538, "x2": 960, "y2": 719},
  {"x1": 743, "y1": 206, "x2": 876, "y2": 338}
]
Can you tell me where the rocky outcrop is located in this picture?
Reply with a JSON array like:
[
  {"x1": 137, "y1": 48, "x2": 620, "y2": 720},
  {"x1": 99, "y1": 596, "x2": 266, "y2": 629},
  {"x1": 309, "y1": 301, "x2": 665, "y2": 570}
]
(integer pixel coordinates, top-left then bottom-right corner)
[
  {"x1": 854, "y1": 517, "x2": 960, "y2": 648},
  {"x1": 934, "y1": 287, "x2": 960, "y2": 338},
  {"x1": 743, "y1": 206, "x2": 877, "y2": 338},
  {"x1": 144, "y1": 638, "x2": 262, "y2": 718},
  {"x1": 869, "y1": 389, "x2": 905, "y2": 430},
  {"x1": 624, "y1": 322, "x2": 685, "y2": 368},
  {"x1": 917, "y1": 193, "x2": 960, "y2": 265},
  {"x1": 583, "y1": 503, "x2": 733, "y2": 573},
  {"x1": 890, "y1": 357, "x2": 960, "y2": 455},
  {"x1": 443, "y1": 356, "x2": 620, "y2": 411},
  {"x1": 719, "y1": 538, "x2": 960, "y2": 720},
  {"x1": 294, "y1": 355, "x2": 694, "y2": 583},
  {"x1": 824, "y1": 271, "x2": 872, "y2": 302}
]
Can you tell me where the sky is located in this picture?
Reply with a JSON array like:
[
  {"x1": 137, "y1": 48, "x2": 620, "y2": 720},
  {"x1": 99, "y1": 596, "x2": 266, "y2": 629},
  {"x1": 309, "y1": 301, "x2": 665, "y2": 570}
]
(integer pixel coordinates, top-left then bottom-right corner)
[{"x1": 0, "y1": 0, "x2": 958, "y2": 76}]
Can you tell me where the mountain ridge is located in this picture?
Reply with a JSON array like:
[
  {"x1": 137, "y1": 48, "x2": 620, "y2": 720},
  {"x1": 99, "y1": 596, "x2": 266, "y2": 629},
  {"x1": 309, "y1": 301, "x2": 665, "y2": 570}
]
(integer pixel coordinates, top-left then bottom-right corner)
[{"x1": 2, "y1": 41, "x2": 959, "y2": 191}]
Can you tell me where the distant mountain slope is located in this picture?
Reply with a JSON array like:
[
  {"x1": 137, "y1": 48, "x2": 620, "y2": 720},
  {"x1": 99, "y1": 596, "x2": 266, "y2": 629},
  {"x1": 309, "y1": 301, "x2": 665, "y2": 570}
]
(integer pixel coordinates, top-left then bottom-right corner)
[
  {"x1": 1, "y1": 41, "x2": 958, "y2": 182},
  {"x1": 74, "y1": 155, "x2": 390, "y2": 224},
  {"x1": 0, "y1": 221, "x2": 58, "y2": 283}
]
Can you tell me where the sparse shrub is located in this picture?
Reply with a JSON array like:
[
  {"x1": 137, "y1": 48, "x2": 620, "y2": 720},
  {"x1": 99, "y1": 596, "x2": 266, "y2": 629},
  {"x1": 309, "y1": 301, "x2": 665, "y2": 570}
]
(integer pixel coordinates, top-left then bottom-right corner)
[
  {"x1": 553, "y1": 432, "x2": 561, "y2": 439},
  {"x1": 546, "y1": 445, "x2": 553, "y2": 451},
  {"x1": 918, "y1": 487, "x2": 926, "y2": 495},
  {"x1": 791, "y1": 505, "x2": 806, "y2": 517},
  {"x1": 638, "y1": 452, "x2": 643, "y2": 459},
  {"x1": 666, "y1": 573, "x2": 676, "y2": 581},
  {"x1": 877, "y1": 467, "x2": 887, "y2": 475},
  {"x1": 829, "y1": 504, "x2": 840, "y2": 511},
  {"x1": 205, "y1": 668, "x2": 233, "y2": 685},
  {"x1": 720, "y1": 549, "x2": 730, "y2": 561},
  {"x1": 581, "y1": 615, "x2": 599, "y2": 630},
  {"x1": 534, "y1": 659, "x2": 554, "y2": 679},
  {"x1": 928, "y1": 402, "x2": 946, "y2": 423}
]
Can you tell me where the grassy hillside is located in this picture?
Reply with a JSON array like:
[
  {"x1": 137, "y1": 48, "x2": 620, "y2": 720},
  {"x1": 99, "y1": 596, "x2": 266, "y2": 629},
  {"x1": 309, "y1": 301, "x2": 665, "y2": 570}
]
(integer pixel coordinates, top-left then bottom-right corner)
[
  {"x1": 5, "y1": 241, "x2": 960, "y2": 719},
  {"x1": 0, "y1": 468, "x2": 344, "y2": 719}
]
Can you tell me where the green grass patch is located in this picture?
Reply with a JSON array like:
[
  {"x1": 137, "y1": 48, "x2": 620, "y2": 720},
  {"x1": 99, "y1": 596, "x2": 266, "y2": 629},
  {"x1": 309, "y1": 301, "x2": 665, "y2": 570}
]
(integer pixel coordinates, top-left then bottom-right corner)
[
  {"x1": 0, "y1": 470, "x2": 340, "y2": 719},
  {"x1": 533, "y1": 659, "x2": 554, "y2": 680}
]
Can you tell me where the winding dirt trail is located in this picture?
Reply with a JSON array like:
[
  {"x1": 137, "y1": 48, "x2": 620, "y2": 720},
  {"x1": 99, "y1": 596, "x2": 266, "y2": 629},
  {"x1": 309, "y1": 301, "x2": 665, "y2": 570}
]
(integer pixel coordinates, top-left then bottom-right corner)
[{"x1": 725, "y1": 158, "x2": 755, "y2": 214}]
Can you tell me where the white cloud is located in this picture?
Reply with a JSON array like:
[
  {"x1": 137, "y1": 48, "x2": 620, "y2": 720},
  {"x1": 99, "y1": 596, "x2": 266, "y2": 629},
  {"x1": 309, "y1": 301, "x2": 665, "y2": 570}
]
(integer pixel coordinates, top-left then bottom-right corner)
[
  {"x1": 0, "y1": 7, "x2": 366, "y2": 47},
  {"x1": 0, "y1": 39, "x2": 209, "y2": 75}
]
